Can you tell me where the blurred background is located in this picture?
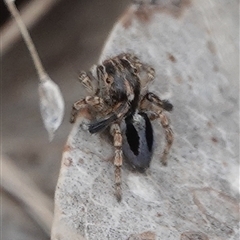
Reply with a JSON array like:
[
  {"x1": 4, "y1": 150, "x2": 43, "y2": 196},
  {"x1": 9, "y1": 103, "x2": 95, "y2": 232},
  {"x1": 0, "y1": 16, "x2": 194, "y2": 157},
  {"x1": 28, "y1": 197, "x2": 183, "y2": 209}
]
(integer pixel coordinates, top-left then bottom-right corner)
[{"x1": 1, "y1": 0, "x2": 130, "y2": 239}]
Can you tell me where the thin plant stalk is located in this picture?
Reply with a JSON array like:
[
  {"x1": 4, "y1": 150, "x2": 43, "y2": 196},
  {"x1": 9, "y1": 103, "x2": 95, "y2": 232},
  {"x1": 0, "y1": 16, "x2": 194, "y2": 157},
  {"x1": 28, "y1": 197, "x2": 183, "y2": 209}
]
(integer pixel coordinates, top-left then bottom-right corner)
[
  {"x1": 4, "y1": 0, "x2": 65, "y2": 140},
  {"x1": 4, "y1": 0, "x2": 47, "y2": 82}
]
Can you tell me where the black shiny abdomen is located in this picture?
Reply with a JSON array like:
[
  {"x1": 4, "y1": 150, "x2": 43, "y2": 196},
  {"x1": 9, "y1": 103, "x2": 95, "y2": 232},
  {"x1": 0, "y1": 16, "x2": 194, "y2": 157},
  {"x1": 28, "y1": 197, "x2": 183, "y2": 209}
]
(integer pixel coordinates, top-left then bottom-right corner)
[{"x1": 123, "y1": 112, "x2": 154, "y2": 172}]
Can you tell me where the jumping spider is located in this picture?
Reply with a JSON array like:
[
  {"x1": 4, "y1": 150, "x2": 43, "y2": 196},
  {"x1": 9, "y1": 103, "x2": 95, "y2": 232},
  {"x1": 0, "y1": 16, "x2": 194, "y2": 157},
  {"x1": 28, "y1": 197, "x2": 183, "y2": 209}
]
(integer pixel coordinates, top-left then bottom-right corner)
[{"x1": 70, "y1": 53, "x2": 174, "y2": 201}]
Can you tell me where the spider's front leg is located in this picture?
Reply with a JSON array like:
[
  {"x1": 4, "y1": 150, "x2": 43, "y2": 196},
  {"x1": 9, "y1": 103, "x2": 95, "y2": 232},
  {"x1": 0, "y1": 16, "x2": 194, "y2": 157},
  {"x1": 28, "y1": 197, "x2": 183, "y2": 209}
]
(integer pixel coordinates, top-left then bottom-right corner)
[
  {"x1": 140, "y1": 92, "x2": 174, "y2": 165},
  {"x1": 110, "y1": 123, "x2": 123, "y2": 202},
  {"x1": 123, "y1": 53, "x2": 155, "y2": 87},
  {"x1": 70, "y1": 96, "x2": 104, "y2": 123},
  {"x1": 78, "y1": 70, "x2": 98, "y2": 94}
]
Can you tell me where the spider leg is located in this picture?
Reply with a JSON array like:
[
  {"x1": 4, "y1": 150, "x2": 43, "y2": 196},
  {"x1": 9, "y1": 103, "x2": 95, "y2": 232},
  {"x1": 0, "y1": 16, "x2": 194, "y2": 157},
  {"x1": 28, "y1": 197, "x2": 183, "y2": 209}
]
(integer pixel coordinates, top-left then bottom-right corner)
[
  {"x1": 157, "y1": 110, "x2": 174, "y2": 165},
  {"x1": 88, "y1": 101, "x2": 130, "y2": 133},
  {"x1": 78, "y1": 70, "x2": 98, "y2": 94},
  {"x1": 141, "y1": 65, "x2": 155, "y2": 84},
  {"x1": 110, "y1": 123, "x2": 123, "y2": 201},
  {"x1": 123, "y1": 53, "x2": 155, "y2": 87},
  {"x1": 70, "y1": 96, "x2": 104, "y2": 123},
  {"x1": 141, "y1": 92, "x2": 173, "y2": 112},
  {"x1": 140, "y1": 92, "x2": 174, "y2": 165}
]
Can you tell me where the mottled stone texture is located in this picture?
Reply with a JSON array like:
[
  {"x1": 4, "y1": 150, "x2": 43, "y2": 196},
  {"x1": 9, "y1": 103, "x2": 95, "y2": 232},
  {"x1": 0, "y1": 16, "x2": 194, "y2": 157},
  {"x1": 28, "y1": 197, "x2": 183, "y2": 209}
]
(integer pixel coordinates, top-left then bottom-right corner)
[{"x1": 52, "y1": 1, "x2": 239, "y2": 239}]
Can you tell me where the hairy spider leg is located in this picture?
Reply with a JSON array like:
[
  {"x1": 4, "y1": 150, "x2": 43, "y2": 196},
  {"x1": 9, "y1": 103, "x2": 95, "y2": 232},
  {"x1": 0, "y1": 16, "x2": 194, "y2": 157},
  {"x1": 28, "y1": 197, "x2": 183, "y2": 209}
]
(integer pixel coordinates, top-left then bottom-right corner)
[
  {"x1": 70, "y1": 96, "x2": 104, "y2": 123},
  {"x1": 140, "y1": 92, "x2": 174, "y2": 165},
  {"x1": 110, "y1": 123, "x2": 123, "y2": 201},
  {"x1": 122, "y1": 53, "x2": 155, "y2": 87},
  {"x1": 78, "y1": 70, "x2": 98, "y2": 94}
]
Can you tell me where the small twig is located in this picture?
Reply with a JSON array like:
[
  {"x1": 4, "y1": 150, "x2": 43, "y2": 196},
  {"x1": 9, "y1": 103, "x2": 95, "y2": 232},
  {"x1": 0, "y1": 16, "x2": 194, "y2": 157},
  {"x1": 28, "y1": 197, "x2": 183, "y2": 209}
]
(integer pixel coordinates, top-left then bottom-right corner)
[
  {"x1": 1, "y1": 155, "x2": 53, "y2": 236},
  {"x1": 3, "y1": 0, "x2": 65, "y2": 140},
  {"x1": 4, "y1": 0, "x2": 47, "y2": 81},
  {"x1": 1, "y1": 0, "x2": 59, "y2": 55}
]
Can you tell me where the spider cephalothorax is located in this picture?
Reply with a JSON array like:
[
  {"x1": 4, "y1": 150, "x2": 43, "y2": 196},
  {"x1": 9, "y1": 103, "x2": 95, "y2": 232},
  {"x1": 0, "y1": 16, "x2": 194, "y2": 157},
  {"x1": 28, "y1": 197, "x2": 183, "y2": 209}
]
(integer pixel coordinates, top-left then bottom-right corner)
[{"x1": 70, "y1": 53, "x2": 174, "y2": 201}]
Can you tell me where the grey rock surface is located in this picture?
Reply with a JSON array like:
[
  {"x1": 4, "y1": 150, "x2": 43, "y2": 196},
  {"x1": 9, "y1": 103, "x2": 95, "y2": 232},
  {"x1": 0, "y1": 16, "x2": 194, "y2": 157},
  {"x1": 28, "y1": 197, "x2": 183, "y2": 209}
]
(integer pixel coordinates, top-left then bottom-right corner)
[{"x1": 52, "y1": 1, "x2": 239, "y2": 239}]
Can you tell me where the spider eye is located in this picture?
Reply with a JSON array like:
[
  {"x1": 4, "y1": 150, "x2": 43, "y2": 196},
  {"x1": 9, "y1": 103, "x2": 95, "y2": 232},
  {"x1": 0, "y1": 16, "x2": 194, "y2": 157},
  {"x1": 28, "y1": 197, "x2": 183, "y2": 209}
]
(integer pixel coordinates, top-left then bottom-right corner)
[
  {"x1": 105, "y1": 62, "x2": 116, "y2": 75},
  {"x1": 106, "y1": 78, "x2": 111, "y2": 84},
  {"x1": 133, "y1": 67, "x2": 138, "y2": 74}
]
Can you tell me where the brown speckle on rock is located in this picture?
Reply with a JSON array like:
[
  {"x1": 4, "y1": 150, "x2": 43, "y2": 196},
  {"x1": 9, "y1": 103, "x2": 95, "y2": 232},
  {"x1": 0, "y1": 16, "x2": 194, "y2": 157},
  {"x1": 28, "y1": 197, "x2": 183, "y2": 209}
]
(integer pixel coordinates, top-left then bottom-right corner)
[
  {"x1": 180, "y1": 231, "x2": 209, "y2": 240},
  {"x1": 222, "y1": 161, "x2": 228, "y2": 167},
  {"x1": 156, "y1": 212, "x2": 162, "y2": 217},
  {"x1": 121, "y1": 5, "x2": 155, "y2": 29},
  {"x1": 207, "y1": 121, "x2": 213, "y2": 128},
  {"x1": 168, "y1": 53, "x2": 177, "y2": 62},
  {"x1": 64, "y1": 157, "x2": 72, "y2": 166},
  {"x1": 128, "y1": 231, "x2": 156, "y2": 240},
  {"x1": 211, "y1": 137, "x2": 218, "y2": 143},
  {"x1": 175, "y1": 76, "x2": 183, "y2": 84},
  {"x1": 79, "y1": 158, "x2": 84, "y2": 164},
  {"x1": 207, "y1": 40, "x2": 216, "y2": 54},
  {"x1": 135, "y1": 5, "x2": 154, "y2": 23},
  {"x1": 121, "y1": 0, "x2": 192, "y2": 29},
  {"x1": 121, "y1": 7, "x2": 135, "y2": 28},
  {"x1": 156, "y1": 0, "x2": 192, "y2": 18},
  {"x1": 63, "y1": 144, "x2": 71, "y2": 153}
]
